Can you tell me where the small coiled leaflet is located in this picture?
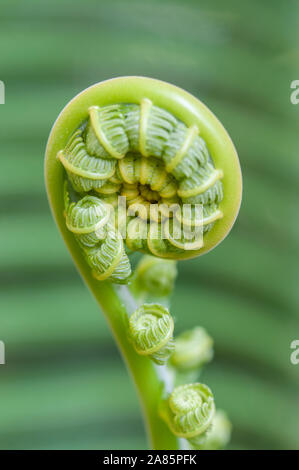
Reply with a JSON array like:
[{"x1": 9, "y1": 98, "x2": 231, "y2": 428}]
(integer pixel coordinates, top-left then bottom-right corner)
[
  {"x1": 132, "y1": 255, "x2": 178, "y2": 298},
  {"x1": 161, "y1": 383, "x2": 215, "y2": 448},
  {"x1": 197, "y1": 410, "x2": 232, "y2": 450},
  {"x1": 58, "y1": 98, "x2": 224, "y2": 283},
  {"x1": 129, "y1": 303, "x2": 174, "y2": 365},
  {"x1": 170, "y1": 327, "x2": 214, "y2": 372},
  {"x1": 65, "y1": 192, "x2": 131, "y2": 283}
]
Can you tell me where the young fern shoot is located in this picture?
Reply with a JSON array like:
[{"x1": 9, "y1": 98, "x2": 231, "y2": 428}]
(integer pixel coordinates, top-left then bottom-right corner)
[
  {"x1": 129, "y1": 304, "x2": 174, "y2": 365},
  {"x1": 160, "y1": 383, "x2": 216, "y2": 448},
  {"x1": 45, "y1": 76, "x2": 242, "y2": 450}
]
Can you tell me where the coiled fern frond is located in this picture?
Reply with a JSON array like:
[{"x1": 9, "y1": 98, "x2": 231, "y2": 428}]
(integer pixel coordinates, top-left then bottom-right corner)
[
  {"x1": 46, "y1": 77, "x2": 241, "y2": 450},
  {"x1": 64, "y1": 192, "x2": 131, "y2": 283},
  {"x1": 131, "y1": 254, "x2": 178, "y2": 299},
  {"x1": 170, "y1": 327, "x2": 214, "y2": 372},
  {"x1": 197, "y1": 410, "x2": 232, "y2": 450},
  {"x1": 160, "y1": 383, "x2": 215, "y2": 448},
  {"x1": 128, "y1": 303, "x2": 174, "y2": 365},
  {"x1": 58, "y1": 97, "x2": 229, "y2": 283}
]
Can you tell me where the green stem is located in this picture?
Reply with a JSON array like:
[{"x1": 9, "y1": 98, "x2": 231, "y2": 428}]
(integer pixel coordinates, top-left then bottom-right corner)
[
  {"x1": 45, "y1": 77, "x2": 241, "y2": 450},
  {"x1": 46, "y1": 141, "x2": 178, "y2": 450},
  {"x1": 89, "y1": 280, "x2": 178, "y2": 450}
]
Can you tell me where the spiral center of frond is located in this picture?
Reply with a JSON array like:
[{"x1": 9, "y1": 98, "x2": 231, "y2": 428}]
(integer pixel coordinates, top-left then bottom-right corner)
[
  {"x1": 129, "y1": 304, "x2": 174, "y2": 365},
  {"x1": 58, "y1": 98, "x2": 224, "y2": 283},
  {"x1": 171, "y1": 389, "x2": 203, "y2": 414},
  {"x1": 163, "y1": 383, "x2": 215, "y2": 444}
]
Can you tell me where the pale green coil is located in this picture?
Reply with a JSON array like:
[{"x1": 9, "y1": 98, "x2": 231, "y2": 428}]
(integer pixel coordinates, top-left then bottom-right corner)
[
  {"x1": 58, "y1": 98, "x2": 224, "y2": 283},
  {"x1": 129, "y1": 303, "x2": 174, "y2": 365},
  {"x1": 132, "y1": 255, "x2": 178, "y2": 298},
  {"x1": 197, "y1": 410, "x2": 232, "y2": 450},
  {"x1": 65, "y1": 193, "x2": 131, "y2": 283},
  {"x1": 160, "y1": 383, "x2": 216, "y2": 447},
  {"x1": 170, "y1": 327, "x2": 214, "y2": 371}
]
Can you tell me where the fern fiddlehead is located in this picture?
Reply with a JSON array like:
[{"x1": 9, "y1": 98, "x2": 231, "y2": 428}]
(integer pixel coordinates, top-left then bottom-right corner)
[
  {"x1": 131, "y1": 254, "x2": 177, "y2": 299},
  {"x1": 57, "y1": 91, "x2": 240, "y2": 280},
  {"x1": 197, "y1": 410, "x2": 232, "y2": 450},
  {"x1": 45, "y1": 76, "x2": 242, "y2": 450},
  {"x1": 170, "y1": 327, "x2": 214, "y2": 372},
  {"x1": 160, "y1": 383, "x2": 215, "y2": 448},
  {"x1": 129, "y1": 303, "x2": 174, "y2": 365}
]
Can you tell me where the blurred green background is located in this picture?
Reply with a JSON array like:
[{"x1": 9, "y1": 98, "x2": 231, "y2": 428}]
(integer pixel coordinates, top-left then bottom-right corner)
[{"x1": 0, "y1": 0, "x2": 298, "y2": 450}]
